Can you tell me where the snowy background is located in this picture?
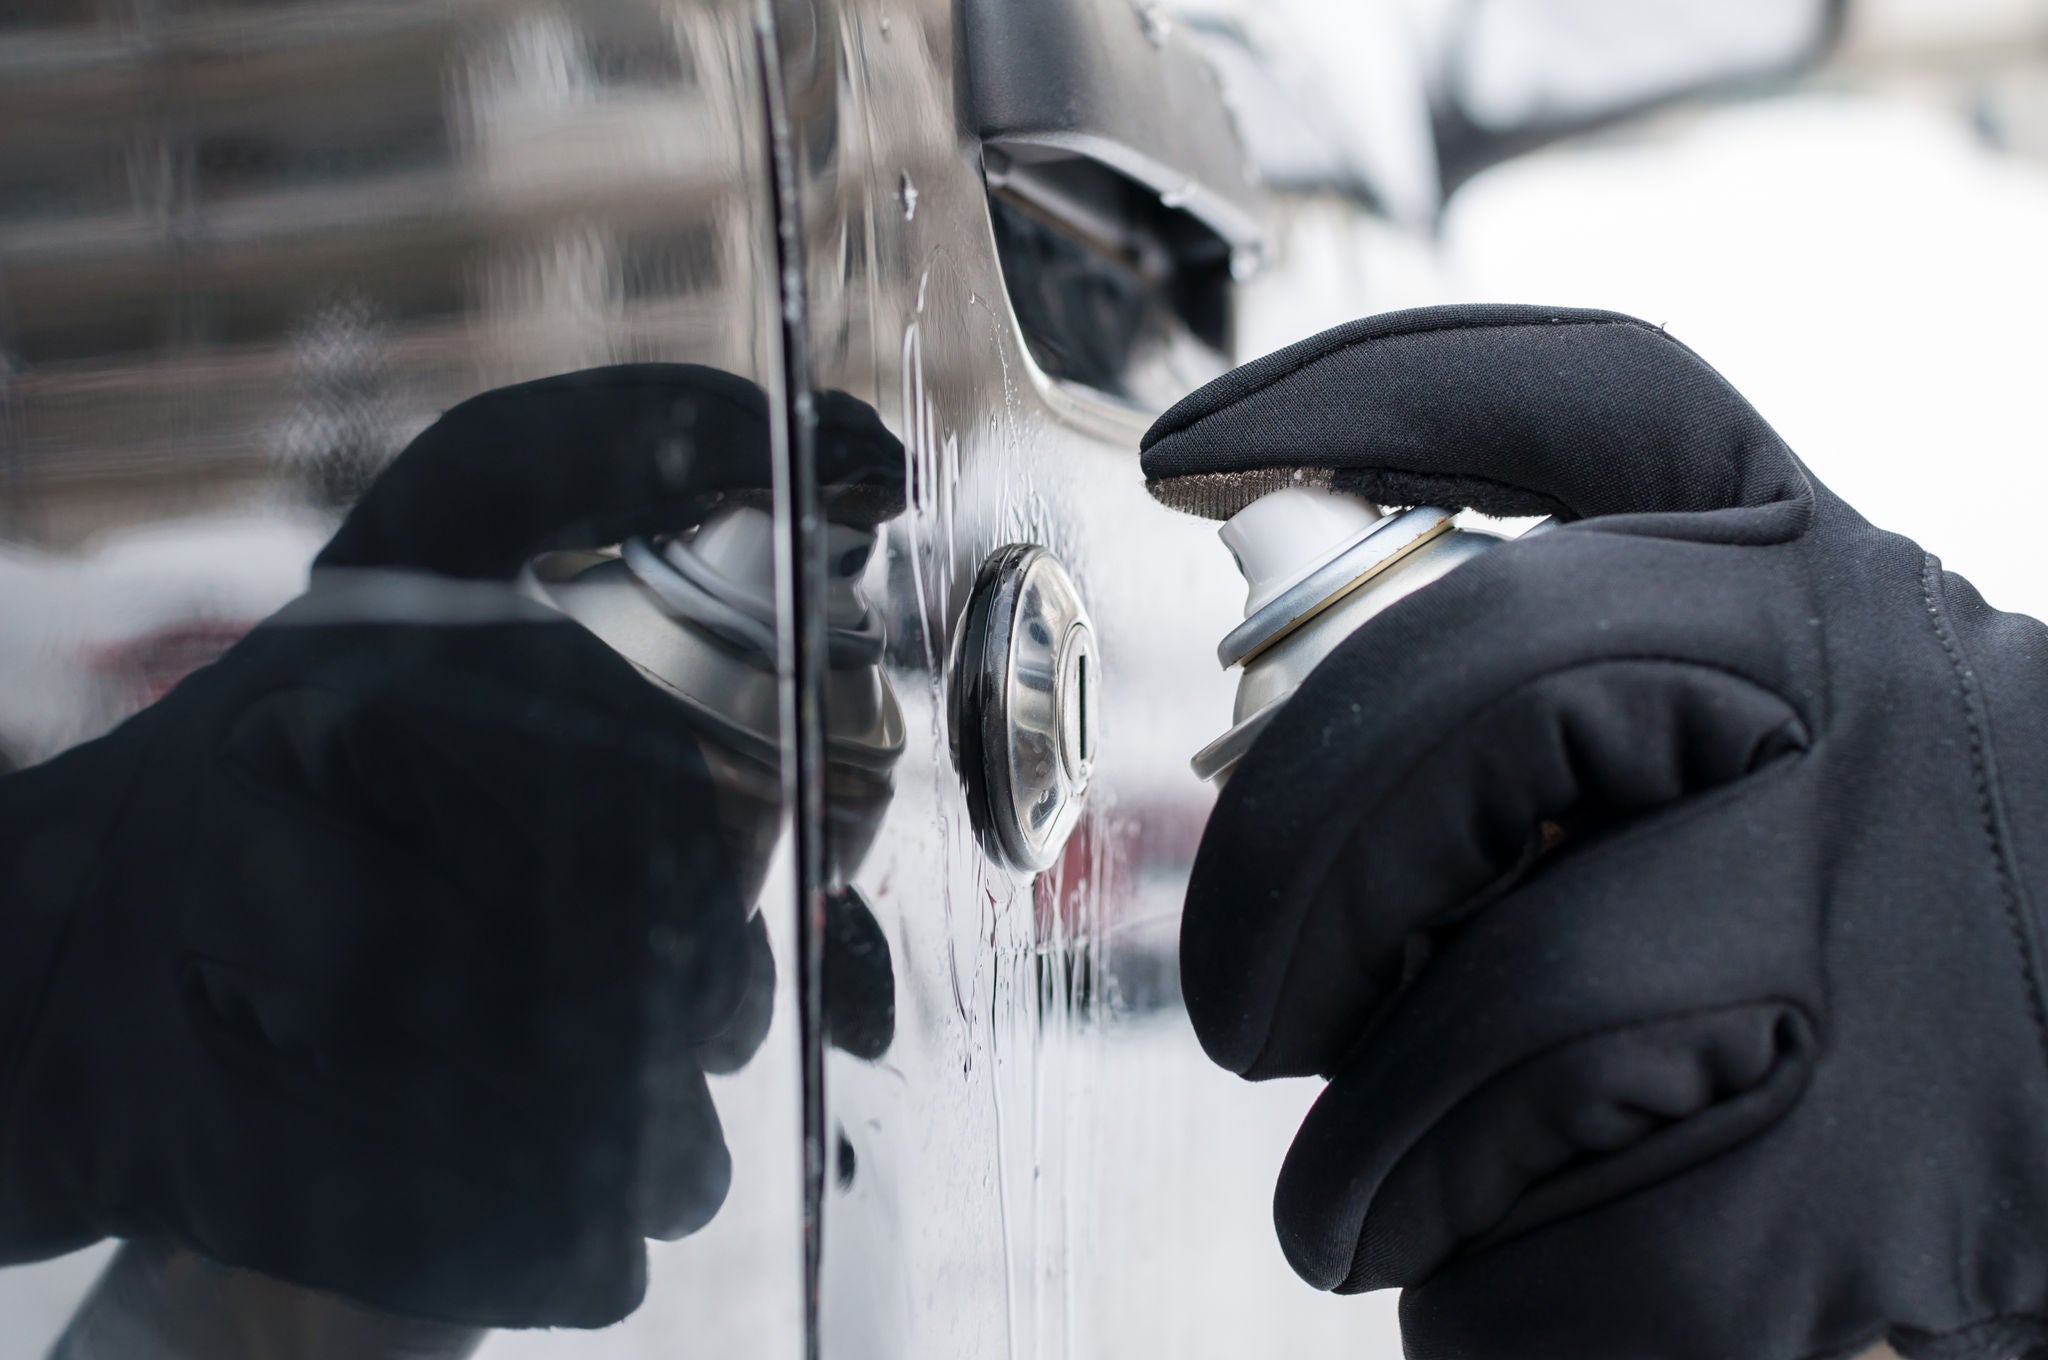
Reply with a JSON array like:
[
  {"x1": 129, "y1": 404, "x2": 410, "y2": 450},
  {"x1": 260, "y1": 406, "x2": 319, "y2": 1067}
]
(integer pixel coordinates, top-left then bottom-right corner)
[
  {"x1": 1304, "y1": 0, "x2": 2048, "y2": 626},
  {"x1": 1444, "y1": 86, "x2": 2048, "y2": 628}
]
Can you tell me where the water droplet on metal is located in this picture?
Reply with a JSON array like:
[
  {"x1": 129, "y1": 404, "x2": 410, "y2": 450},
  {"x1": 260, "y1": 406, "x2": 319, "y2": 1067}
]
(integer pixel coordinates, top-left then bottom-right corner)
[
  {"x1": 1229, "y1": 243, "x2": 1266, "y2": 281},
  {"x1": 835, "y1": 1127, "x2": 858, "y2": 1188},
  {"x1": 878, "y1": 13, "x2": 892, "y2": 36},
  {"x1": 1159, "y1": 181, "x2": 1193, "y2": 209},
  {"x1": 1133, "y1": 0, "x2": 1170, "y2": 46},
  {"x1": 898, "y1": 171, "x2": 919, "y2": 221}
]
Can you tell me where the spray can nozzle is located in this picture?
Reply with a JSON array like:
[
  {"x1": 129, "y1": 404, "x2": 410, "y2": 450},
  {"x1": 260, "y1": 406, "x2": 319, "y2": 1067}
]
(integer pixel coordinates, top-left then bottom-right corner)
[
  {"x1": 1192, "y1": 486, "x2": 1546, "y2": 785},
  {"x1": 1219, "y1": 486, "x2": 1389, "y2": 615}
]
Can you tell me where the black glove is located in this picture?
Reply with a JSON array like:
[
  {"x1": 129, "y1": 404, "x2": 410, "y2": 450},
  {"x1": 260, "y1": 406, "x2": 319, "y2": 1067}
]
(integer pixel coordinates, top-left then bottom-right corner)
[
  {"x1": 1140, "y1": 304, "x2": 2048, "y2": 1360},
  {"x1": 0, "y1": 364, "x2": 900, "y2": 1329}
]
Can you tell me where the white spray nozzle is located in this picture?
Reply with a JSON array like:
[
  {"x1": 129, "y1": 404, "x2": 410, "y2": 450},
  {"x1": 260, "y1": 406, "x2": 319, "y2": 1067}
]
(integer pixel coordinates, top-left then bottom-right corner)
[{"x1": 1218, "y1": 486, "x2": 1384, "y2": 616}]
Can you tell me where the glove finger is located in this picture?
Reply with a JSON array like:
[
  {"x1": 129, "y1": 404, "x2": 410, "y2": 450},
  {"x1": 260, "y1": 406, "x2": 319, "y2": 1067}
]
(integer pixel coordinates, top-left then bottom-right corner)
[
  {"x1": 316, "y1": 366, "x2": 904, "y2": 580},
  {"x1": 635, "y1": 1053, "x2": 732, "y2": 1242},
  {"x1": 1139, "y1": 303, "x2": 1811, "y2": 545},
  {"x1": 1183, "y1": 528, "x2": 1818, "y2": 1080},
  {"x1": 1271, "y1": 784, "x2": 1824, "y2": 1297},
  {"x1": 693, "y1": 911, "x2": 776, "y2": 1075},
  {"x1": 823, "y1": 885, "x2": 896, "y2": 1061}
]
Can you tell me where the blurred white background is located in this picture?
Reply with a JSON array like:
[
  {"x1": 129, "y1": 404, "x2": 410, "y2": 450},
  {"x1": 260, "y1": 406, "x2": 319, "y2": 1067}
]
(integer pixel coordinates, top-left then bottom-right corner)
[
  {"x1": 1443, "y1": 0, "x2": 2048, "y2": 620},
  {"x1": 1225, "y1": 0, "x2": 2048, "y2": 615}
]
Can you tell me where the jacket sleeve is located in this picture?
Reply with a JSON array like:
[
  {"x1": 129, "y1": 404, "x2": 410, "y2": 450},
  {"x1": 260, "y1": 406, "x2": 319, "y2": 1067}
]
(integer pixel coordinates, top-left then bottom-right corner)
[{"x1": 0, "y1": 731, "x2": 138, "y2": 1262}]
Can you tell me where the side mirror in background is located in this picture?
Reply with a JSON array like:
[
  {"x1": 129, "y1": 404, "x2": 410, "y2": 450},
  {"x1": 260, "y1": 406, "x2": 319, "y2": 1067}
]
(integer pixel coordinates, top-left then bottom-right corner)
[{"x1": 1433, "y1": 0, "x2": 1849, "y2": 194}]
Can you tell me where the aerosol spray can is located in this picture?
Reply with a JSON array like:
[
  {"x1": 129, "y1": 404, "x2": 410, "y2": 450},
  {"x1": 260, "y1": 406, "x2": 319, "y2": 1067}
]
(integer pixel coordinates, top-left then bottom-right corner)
[{"x1": 1191, "y1": 486, "x2": 1548, "y2": 784}]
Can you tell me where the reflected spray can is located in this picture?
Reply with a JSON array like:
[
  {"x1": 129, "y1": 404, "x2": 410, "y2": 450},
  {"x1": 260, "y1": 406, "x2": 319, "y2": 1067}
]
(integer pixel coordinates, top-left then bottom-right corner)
[
  {"x1": 1191, "y1": 487, "x2": 1548, "y2": 785},
  {"x1": 525, "y1": 504, "x2": 905, "y2": 900}
]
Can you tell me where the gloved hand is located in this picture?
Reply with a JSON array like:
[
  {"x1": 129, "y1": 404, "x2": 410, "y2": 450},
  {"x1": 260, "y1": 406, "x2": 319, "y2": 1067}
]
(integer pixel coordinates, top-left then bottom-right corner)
[
  {"x1": 1140, "y1": 304, "x2": 2048, "y2": 1360},
  {"x1": 0, "y1": 364, "x2": 901, "y2": 1329}
]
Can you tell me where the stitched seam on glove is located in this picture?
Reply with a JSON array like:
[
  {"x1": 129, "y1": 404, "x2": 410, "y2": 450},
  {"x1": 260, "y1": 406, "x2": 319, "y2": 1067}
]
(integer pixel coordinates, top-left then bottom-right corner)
[{"x1": 1920, "y1": 552, "x2": 2048, "y2": 1088}]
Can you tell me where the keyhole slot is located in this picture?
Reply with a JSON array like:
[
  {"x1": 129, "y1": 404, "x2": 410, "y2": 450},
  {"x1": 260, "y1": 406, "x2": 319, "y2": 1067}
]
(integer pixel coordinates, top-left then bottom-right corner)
[{"x1": 1076, "y1": 652, "x2": 1091, "y2": 763}]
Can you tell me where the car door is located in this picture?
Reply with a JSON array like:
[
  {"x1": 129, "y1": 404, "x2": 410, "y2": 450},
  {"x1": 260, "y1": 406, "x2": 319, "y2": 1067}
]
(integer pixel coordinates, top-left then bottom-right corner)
[{"x1": 772, "y1": 1, "x2": 1402, "y2": 1353}]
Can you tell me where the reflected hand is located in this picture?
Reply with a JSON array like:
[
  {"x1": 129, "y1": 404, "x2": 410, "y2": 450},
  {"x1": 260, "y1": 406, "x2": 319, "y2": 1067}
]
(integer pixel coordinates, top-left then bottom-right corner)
[
  {"x1": 0, "y1": 365, "x2": 896, "y2": 1329},
  {"x1": 1143, "y1": 305, "x2": 2048, "y2": 1360}
]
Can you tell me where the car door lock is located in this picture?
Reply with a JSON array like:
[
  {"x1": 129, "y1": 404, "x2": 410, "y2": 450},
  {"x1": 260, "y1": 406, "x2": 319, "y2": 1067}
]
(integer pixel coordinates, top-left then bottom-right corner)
[{"x1": 951, "y1": 544, "x2": 1098, "y2": 872}]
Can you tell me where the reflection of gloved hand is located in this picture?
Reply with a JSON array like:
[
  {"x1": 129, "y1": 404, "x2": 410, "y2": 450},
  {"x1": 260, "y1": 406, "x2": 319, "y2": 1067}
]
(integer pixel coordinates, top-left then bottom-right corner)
[
  {"x1": 1141, "y1": 305, "x2": 2048, "y2": 1360},
  {"x1": 0, "y1": 365, "x2": 898, "y2": 1330}
]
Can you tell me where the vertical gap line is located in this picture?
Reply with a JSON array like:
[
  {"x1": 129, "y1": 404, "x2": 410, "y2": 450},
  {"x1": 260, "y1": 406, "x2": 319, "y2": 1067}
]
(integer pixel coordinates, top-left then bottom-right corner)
[{"x1": 753, "y1": 8, "x2": 830, "y2": 1360}]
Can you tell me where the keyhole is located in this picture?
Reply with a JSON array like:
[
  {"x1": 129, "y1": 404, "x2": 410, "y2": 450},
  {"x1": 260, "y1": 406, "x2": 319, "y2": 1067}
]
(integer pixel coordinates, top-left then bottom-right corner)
[{"x1": 1076, "y1": 652, "x2": 1091, "y2": 763}]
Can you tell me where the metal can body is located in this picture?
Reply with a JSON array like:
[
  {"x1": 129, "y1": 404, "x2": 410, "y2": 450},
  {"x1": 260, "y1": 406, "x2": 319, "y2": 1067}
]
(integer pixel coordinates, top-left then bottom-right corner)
[{"x1": 1193, "y1": 495, "x2": 1534, "y2": 784}]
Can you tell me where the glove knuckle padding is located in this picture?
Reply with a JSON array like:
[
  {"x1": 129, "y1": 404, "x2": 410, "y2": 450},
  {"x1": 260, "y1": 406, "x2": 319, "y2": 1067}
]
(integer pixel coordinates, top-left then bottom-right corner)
[
  {"x1": 1182, "y1": 530, "x2": 1819, "y2": 1081},
  {"x1": 1275, "y1": 772, "x2": 1826, "y2": 1289},
  {"x1": 1163, "y1": 305, "x2": 2048, "y2": 1360}
]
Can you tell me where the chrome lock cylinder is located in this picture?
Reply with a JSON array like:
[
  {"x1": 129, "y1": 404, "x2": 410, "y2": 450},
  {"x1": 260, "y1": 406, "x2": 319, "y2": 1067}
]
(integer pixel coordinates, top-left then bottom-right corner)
[
  {"x1": 951, "y1": 544, "x2": 1099, "y2": 873},
  {"x1": 1193, "y1": 487, "x2": 1548, "y2": 785}
]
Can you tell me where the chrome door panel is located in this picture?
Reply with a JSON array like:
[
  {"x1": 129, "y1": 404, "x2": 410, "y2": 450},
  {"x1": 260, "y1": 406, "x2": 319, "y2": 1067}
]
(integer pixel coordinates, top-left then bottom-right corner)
[{"x1": 780, "y1": 2, "x2": 1392, "y2": 1352}]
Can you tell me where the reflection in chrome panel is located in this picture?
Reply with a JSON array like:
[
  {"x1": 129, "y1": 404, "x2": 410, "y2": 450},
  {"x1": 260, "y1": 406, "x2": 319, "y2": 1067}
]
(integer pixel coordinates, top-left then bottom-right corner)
[
  {"x1": 1, "y1": 1, "x2": 1425, "y2": 1356},
  {"x1": 1, "y1": 4, "x2": 811, "y2": 1358}
]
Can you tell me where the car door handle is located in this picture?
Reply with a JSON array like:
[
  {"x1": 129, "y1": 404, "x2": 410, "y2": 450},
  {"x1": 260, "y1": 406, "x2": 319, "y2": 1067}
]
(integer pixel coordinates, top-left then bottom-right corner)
[{"x1": 961, "y1": 0, "x2": 1265, "y2": 257}]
